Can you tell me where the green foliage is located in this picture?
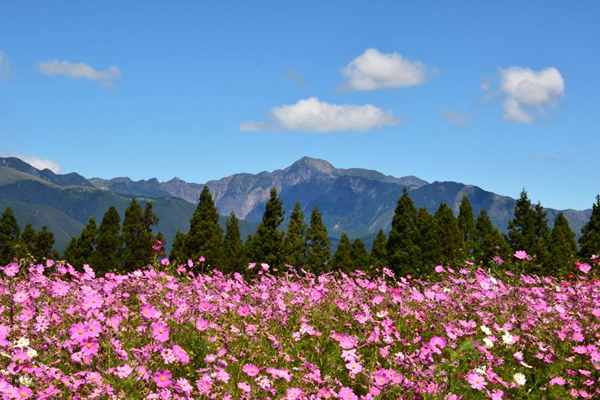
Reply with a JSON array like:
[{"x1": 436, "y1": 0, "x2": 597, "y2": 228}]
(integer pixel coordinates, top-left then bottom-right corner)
[
  {"x1": 387, "y1": 187, "x2": 420, "y2": 276},
  {"x1": 73, "y1": 217, "x2": 98, "y2": 269},
  {"x1": 15, "y1": 222, "x2": 37, "y2": 259},
  {"x1": 474, "y1": 209, "x2": 510, "y2": 268},
  {"x1": 0, "y1": 207, "x2": 21, "y2": 264},
  {"x1": 249, "y1": 188, "x2": 285, "y2": 267},
  {"x1": 457, "y1": 195, "x2": 476, "y2": 257},
  {"x1": 532, "y1": 203, "x2": 551, "y2": 274},
  {"x1": 434, "y1": 202, "x2": 463, "y2": 266},
  {"x1": 282, "y1": 201, "x2": 308, "y2": 268},
  {"x1": 548, "y1": 212, "x2": 578, "y2": 274},
  {"x1": 169, "y1": 230, "x2": 187, "y2": 264},
  {"x1": 186, "y1": 186, "x2": 224, "y2": 269},
  {"x1": 579, "y1": 195, "x2": 600, "y2": 258},
  {"x1": 33, "y1": 225, "x2": 55, "y2": 262},
  {"x1": 224, "y1": 211, "x2": 245, "y2": 274},
  {"x1": 331, "y1": 233, "x2": 353, "y2": 272},
  {"x1": 350, "y1": 238, "x2": 369, "y2": 272},
  {"x1": 306, "y1": 206, "x2": 330, "y2": 274},
  {"x1": 121, "y1": 200, "x2": 158, "y2": 272},
  {"x1": 369, "y1": 229, "x2": 388, "y2": 270},
  {"x1": 508, "y1": 189, "x2": 537, "y2": 253},
  {"x1": 92, "y1": 206, "x2": 122, "y2": 274},
  {"x1": 414, "y1": 207, "x2": 441, "y2": 277}
]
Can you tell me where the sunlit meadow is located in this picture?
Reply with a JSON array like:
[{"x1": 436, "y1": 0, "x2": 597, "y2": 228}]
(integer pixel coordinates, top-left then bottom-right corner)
[{"x1": 1, "y1": 252, "x2": 599, "y2": 399}]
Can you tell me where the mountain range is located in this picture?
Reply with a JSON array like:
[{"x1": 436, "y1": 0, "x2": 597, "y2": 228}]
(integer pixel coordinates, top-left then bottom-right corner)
[{"x1": 0, "y1": 156, "x2": 592, "y2": 252}]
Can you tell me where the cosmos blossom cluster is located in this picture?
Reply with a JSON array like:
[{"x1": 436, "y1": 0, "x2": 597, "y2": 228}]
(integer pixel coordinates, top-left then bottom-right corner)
[{"x1": 0, "y1": 254, "x2": 600, "y2": 400}]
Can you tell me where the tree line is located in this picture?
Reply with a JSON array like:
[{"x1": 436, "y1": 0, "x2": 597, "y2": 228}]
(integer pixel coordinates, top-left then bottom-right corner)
[{"x1": 1, "y1": 186, "x2": 600, "y2": 277}]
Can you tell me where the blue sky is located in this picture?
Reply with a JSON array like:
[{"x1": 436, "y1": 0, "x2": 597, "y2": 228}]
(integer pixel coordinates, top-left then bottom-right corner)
[{"x1": 0, "y1": 1, "x2": 598, "y2": 210}]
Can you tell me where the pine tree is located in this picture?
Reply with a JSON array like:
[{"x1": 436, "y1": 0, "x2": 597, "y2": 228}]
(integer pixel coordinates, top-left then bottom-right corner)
[
  {"x1": 549, "y1": 212, "x2": 578, "y2": 274},
  {"x1": 224, "y1": 211, "x2": 245, "y2": 274},
  {"x1": 92, "y1": 206, "x2": 122, "y2": 274},
  {"x1": 579, "y1": 195, "x2": 600, "y2": 259},
  {"x1": 532, "y1": 203, "x2": 551, "y2": 273},
  {"x1": 457, "y1": 195, "x2": 477, "y2": 257},
  {"x1": 15, "y1": 223, "x2": 37, "y2": 259},
  {"x1": 434, "y1": 203, "x2": 463, "y2": 266},
  {"x1": 250, "y1": 188, "x2": 285, "y2": 267},
  {"x1": 186, "y1": 186, "x2": 224, "y2": 270},
  {"x1": 369, "y1": 229, "x2": 388, "y2": 270},
  {"x1": 63, "y1": 237, "x2": 78, "y2": 263},
  {"x1": 350, "y1": 238, "x2": 369, "y2": 271},
  {"x1": 474, "y1": 209, "x2": 510, "y2": 267},
  {"x1": 386, "y1": 188, "x2": 420, "y2": 276},
  {"x1": 282, "y1": 201, "x2": 308, "y2": 268},
  {"x1": 306, "y1": 206, "x2": 330, "y2": 274},
  {"x1": 331, "y1": 233, "x2": 353, "y2": 272},
  {"x1": 73, "y1": 217, "x2": 97, "y2": 268},
  {"x1": 169, "y1": 230, "x2": 187, "y2": 263},
  {"x1": 33, "y1": 226, "x2": 55, "y2": 262},
  {"x1": 0, "y1": 207, "x2": 21, "y2": 264},
  {"x1": 414, "y1": 207, "x2": 442, "y2": 276},
  {"x1": 508, "y1": 190, "x2": 537, "y2": 253},
  {"x1": 121, "y1": 200, "x2": 157, "y2": 272}
]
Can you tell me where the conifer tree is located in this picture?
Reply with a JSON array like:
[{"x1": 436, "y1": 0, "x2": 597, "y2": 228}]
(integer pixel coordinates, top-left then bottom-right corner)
[
  {"x1": 508, "y1": 190, "x2": 537, "y2": 253},
  {"x1": 306, "y1": 206, "x2": 330, "y2": 274},
  {"x1": 243, "y1": 234, "x2": 254, "y2": 264},
  {"x1": 121, "y1": 200, "x2": 158, "y2": 271},
  {"x1": 474, "y1": 209, "x2": 510, "y2": 267},
  {"x1": 331, "y1": 233, "x2": 353, "y2": 272},
  {"x1": 369, "y1": 229, "x2": 388, "y2": 270},
  {"x1": 434, "y1": 203, "x2": 463, "y2": 266},
  {"x1": 92, "y1": 206, "x2": 122, "y2": 274},
  {"x1": 532, "y1": 203, "x2": 551, "y2": 273},
  {"x1": 351, "y1": 238, "x2": 369, "y2": 271},
  {"x1": 549, "y1": 212, "x2": 578, "y2": 273},
  {"x1": 579, "y1": 195, "x2": 600, "y2": 259},
  {"x1": 250, "y1": 188, "x2": 285, "y2": 267},
  {"x1": 386, "y1": 188, "x2": 420, "y2": 276},
  {"x1": 186, "y1": 186, "x2": 224, "y2": 269},
  {"x1": 224, "y1": 211, "x2": 245, "y2": 274},
  {"x1": 282, "y1": 201, "x2": 308, "y2": 268},
  {"x1": 0, "y1": 207, "x2": 21, "y2": 264},
  {"x1": 16, "y1": 222, "x2": 37, "y2": 259},
  {"x1": 63, "y1": 237, "x2": 78, "y2": 264},
  {"x1": 33, "y1": 226, "x2": 55, "y2": 262},
  {"x1": 75, "y1": 217, "x2": 98, "y2": 268},
  {"x1": 457, "y1": 195, "x2": 477, "y2": 257},
  {"x1": 414, "y1": 207, "x2": 442, "y2": 276},
  {"x1": 169, "y1": 230, "x2": 187, "y2": 263}
]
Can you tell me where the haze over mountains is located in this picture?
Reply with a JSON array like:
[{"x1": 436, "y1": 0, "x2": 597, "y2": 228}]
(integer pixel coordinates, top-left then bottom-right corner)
[{"x1": 0, "y1": 156, "x2": 592, "y2": 252}]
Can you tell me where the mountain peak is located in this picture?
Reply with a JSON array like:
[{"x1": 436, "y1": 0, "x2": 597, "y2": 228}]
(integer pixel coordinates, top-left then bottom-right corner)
[{"x1": 286, "y1": 157, "x2": 336, "y2": 174}]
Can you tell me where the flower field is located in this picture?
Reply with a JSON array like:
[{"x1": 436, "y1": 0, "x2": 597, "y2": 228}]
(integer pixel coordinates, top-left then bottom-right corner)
[{"x1": 1, "y1": 257, "x2": 600, "y2": 399}]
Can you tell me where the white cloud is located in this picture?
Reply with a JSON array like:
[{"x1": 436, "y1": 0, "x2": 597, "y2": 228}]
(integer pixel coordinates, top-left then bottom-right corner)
[
  {"x1": 499, "y1": 67, "x2": 564, "y2": 123},
  {"x1": 441, "y1": 108, "x2": 470, "y2": 129},
  {"x1": 7, "y1": 153, "x2": 63, "y2": 173},
  {"x1": 240, "y1": 97, "x2": 399, "y2": 133},
  {"x1": 341, "y1": 48, "x2": 431, "y2": 91},
  {"x1": 37, "y1": 60, "x2": 122, "y2": 87}
]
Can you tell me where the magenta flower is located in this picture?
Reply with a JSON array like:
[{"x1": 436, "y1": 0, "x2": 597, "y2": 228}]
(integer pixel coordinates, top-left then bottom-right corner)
[
  {"x1": 172, "y1": 345, "x2": 190, "y2": 363},
  {"x1": 242, "y1": 363, "x2": 260, "y2": 376},
  {"x1": 466, "y1": 372, "x2": 487, "y2": 390},
  {"x1": 237, "y1": 305, "x2": 251, "y2": 317},
  {"x1": 550, "y1": 376, "x2": 566, "y2": 386},
  {"x1": 141, "y1": 304, "x2": 158, "y2": 319},
  {"x1": 83, "y1": 293, "x2": 103, "y2": 310},
  {"x1": 154, "y1": 370, "x2": 172, "y2": 388},
  {"x1": 579, "y1": 263, "x2": 592, "y2": 274},
  {"x1": 514, "y1": 250, "x2": 529, "y2": 260},
  {"x1": 429, "y1": 336, "x2": 447, "y2": 349},
  {"x1": 151, "y1": 321, "x2": 170, "y2": 342},
  {"x1": 3, "y1": 262, "x2": 19, "y2": 277}
]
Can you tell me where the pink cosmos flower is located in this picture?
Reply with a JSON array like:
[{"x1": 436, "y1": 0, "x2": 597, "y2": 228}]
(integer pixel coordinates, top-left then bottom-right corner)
[
  {"x1": 237, "y1": 305, "x2": 251, "y2": 317},
  {"x1": 151, "y1": 321, "x2": 169, "y2": 342},
  {"x1": 286, "y1": 388, "x2": 304, "y2": 400},
  {"x1": 196, "y1": 318, "x2": 209, "y2": 331},
  {"x1": 161, "y1": 258, "x2": 170, "y2": 266},
  {"x1": 466, "y1": 372, "x2": 487, "y2": 390},
  {"x1": 172, "y1": 345, "x2": 190, "y2": 363},
  {"x1": 514, "y1": 250, "x2": 529, "y2": 260},
  {"x1": 116, "y1": 364, "x2": 133, "y2": 378},
  {"x1": 3, "y1": 263, "x2": 19, "y2": 277},
  {"x1": 83, "y1": 294, "x2": 103, "y2": 310},
  {"x1": 52, "y1": 280, "x2": 69, "y2": 296},
  {"x1": 338, "y1": 387, "x2": 358, "y2": 400},
  {"x1": 199, "y1": 256, "x2": 205, "y2": 262},
  {"x1": 13, "y1": 291, "x2": 29, "y2": 304},
  {"x1": 237, "y1": 382, "x2": 251, "y2": 392},
  {"x1": 154, "y1": 370, "x2": 172, "y2": 388},
  {"x1": 579, "y1": 263, "x2": 592, "y2": 274},
  {"x1": 242, "y1": 363, "x2": 259, "y2": 376},
  {"x1": 429, "y1": 336, "x2": 447, "y2": 349},
  {"x1": 248, "y1": 262, "x2": 256, "y2": 269},
  {"x1": 141, "y1": 304, "x2": 158, "y2": 319},
  {"x1": 70, "y1": 322, "x2": 88, "y2": 343},
  {"x1": 435, "y1": 265, "x2": 445, "y2": 273}
]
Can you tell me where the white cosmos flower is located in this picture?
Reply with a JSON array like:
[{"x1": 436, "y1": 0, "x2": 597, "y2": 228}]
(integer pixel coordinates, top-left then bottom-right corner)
[
  {"x1": 502, "y1": 331, "x2": 515, "y2": 345},
  {"x1": 27, "y1": 348, "x2": 38, "y2": 358},
  {"x1": 514, "y1": 372, "x2": 526, "y2": 386},
  {"x1": 483, "y1": 337, "x2": 494, "y2": 348},
  {"x1": 14, "y1": 337, "x2": 30, "y2": 348},
  {"x1": 481, "y1": 325, "x2": 492, "y2": 335}
]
